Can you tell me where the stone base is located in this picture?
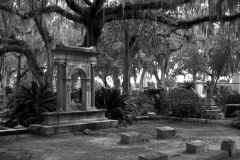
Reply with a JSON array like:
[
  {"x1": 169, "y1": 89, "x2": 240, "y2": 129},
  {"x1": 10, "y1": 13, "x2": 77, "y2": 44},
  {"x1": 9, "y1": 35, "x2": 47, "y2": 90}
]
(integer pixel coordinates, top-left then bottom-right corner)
[
  {"x1": 186, "y1": 140, "x2": 209, "y2": 153},
  {"x1": 139, "y1": 152, "x2": 168, "y2": 160},
  {"x1": 157, "y1": 126, "x2": 176, "y2": 139},
  {"x1": 221, "y1": 139, "x2": 236, "y2": 157},
  {"x1": 121, "y1": 131, "x2": 142, "y2": 144},
  {"x1": 29, "y1": 119, "x2": 118, "y2": 136}
]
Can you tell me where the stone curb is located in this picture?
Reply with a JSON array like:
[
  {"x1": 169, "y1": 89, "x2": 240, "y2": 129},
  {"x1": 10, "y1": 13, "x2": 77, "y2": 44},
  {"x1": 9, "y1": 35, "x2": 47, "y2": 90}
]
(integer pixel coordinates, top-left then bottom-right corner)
[
  {"x1": 0, "y1": 128, "x2": 29, "y2": 136},
  {"x1": 136, "y1": 116, "x2": 232, "y2": 126}
]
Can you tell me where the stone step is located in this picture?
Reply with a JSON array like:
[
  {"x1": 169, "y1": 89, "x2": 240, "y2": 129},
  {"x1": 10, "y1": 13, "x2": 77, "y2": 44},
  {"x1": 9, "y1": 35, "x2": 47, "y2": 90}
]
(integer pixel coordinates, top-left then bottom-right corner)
[
  {"x1": 206, "y1": 109, "x2": 222, "y2": 114},
  {"x1": 29, "y1": 119, "x2": 118, "y2": 136},
  {"x1": 206, "y1": 106, "x2": 219, "y2": 110}
]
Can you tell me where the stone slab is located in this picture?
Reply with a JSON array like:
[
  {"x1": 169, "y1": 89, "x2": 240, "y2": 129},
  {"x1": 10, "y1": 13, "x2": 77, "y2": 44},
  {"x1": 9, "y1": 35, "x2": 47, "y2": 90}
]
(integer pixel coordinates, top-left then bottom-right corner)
[
  {"x1": 139, "y1": 152, "x2": 168, "y2": 160},
  {"x1": 195, "y1": 150, "x2": 229, "y2": 160},
  {"x1": 121, "y1": 131, "x2": 142, "y2": 144},
  {"x1": 29, "y1": 119, "x2": 118, "y2": 136},
  {"x1": 41, "y1": 109, "x2": 107, "y2": 125},
  {"x1": 157, "y1": 126, "x2": 175, "y2": 139},
  {"x1": 147, "y1": 112, "x2": 156, "y2": 118},
  {"x1": 136, "y1": 116, "x2": 151, "y2": 120},
  {"x1": 186, "y1": 140, "x2": 209, "y2": 153},
  {"x1": 221, "y1": 139, "x2": 236, "y2": 157}
]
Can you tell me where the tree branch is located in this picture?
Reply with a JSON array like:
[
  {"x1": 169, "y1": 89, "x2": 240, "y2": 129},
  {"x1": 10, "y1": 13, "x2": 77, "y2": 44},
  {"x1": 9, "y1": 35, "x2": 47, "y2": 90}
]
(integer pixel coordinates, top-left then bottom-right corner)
[
  {"x1": 0, "y1": 5, "x2": 85, "y2": 23},
  {"x1": 106, "y1": 10, "x2": 240, "y2": 30},
  {"x1": 0, "y1": 37, "x2": 28, "y2": 47},
  {"x1": 65, "y1": 0, "x2": 90, "y2": 16},
  {"x1": 83, "y1": 0, "x2": 92, "y2": 6},
  {"x1": 102, "y1": 0, "x2": 192, "y2": 16},
  {"x1": 20, "y1": 69, "x2": 28, "y2": 78}
]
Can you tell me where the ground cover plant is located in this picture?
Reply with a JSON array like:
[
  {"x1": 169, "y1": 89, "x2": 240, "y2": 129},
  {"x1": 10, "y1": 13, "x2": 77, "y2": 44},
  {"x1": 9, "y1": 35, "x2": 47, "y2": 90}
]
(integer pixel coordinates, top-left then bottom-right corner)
[
  {"x1": 5, "y1": 80, "x2": 56, "y2": 127},
  {"x1": 0, "y1": 120, "x2": 239, "y2": 160},
  {"x1": 95, "y1": 87, "x2": 139, "y2": 126}
]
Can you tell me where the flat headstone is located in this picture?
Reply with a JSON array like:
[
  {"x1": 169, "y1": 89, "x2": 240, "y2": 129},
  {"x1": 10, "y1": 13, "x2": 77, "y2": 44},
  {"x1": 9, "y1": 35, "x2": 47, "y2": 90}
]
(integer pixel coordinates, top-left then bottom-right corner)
[
  {"x1": 147, "y1": 112, "x2": 156, "y2": 118},
  {"x1": 121, "y1": 131, "x2": 142, "y2": 144},
  {"x1": 221, "y1": 139, "x2": 236, "y2": 157},
  {"x1": 157, "y1": 126, "x2": 175, "y2": 139},
  {"x1": 186, "y1": 140, "x2": 209, "y2": 153},
  {"x1": 139, "y1": 152, "x2": 168, "y2": 160}
]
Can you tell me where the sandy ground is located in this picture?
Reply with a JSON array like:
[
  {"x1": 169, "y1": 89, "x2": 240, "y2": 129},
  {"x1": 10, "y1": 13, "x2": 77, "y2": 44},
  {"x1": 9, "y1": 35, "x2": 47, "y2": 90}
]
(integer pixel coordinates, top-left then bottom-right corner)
[{"x1": 1, "y1": 120, "x2": 240, "y2": 160}]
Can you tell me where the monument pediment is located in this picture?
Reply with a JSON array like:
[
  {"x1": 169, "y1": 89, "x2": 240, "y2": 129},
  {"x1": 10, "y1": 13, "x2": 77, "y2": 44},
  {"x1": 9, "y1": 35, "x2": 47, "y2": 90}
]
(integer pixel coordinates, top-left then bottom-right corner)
[{"x1": 53, "y1": 43, "x2": 100, "y2": 57}]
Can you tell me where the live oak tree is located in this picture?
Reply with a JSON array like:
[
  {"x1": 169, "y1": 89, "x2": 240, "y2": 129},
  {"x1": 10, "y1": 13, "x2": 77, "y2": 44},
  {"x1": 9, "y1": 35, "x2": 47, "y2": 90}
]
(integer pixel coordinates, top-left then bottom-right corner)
[{"x1": 1, "y1": 0, "x2": 240, "y2": 91}]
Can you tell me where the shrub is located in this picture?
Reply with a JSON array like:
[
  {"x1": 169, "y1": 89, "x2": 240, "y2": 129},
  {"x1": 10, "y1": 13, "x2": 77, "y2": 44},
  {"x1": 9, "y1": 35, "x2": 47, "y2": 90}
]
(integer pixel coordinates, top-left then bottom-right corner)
[
  {"x1": 71, "y1": 88, "x2": 82, "y2": 103},
  {"x1": 214, "y1": 86, "x2": 240, "y2": 116},
  {"x1": 232, "y1": 112, "x2": 240, "y2": 129},
  {"x1": 129, "y1": 90, "x2": 154, "y2": 115},
  {"x1": 5, "y1": 80, "x2": 56, "y2": 127},
  {"x1": 95, "y1": 87, "x2": 139, "y2": 126},
  {"x1": 214, "y1": 85, "x2": 240, "y2": 104},
  {"x1": 180, "y1": 81, "x2": 196, "y2": 90},
  {"x1": 143, "y1": 88, "x2": 167, "y2": 114},
  {"x1": 167, "y1": 88, "x2": 204, "y2": 118}
]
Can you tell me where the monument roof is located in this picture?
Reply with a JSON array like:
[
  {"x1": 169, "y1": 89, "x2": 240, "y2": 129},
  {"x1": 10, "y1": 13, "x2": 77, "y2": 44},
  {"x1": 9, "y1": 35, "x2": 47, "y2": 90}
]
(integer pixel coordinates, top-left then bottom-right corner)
[{"x1": 52, "y1": 43, "x2": 100, "y2": 56}]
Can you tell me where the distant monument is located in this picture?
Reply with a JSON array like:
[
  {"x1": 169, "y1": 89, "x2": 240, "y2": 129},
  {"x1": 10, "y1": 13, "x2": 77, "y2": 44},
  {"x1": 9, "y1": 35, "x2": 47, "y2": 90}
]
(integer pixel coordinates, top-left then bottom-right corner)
[
  {"x1": 195, "y1": 80, "x2": 205, "y2": 97},
  {"x1": 232, "y1": 73, "x2": 240, "y2": 93},
  {"x1": 29, "y1": 44, "x2": 118, "y2": 135}
]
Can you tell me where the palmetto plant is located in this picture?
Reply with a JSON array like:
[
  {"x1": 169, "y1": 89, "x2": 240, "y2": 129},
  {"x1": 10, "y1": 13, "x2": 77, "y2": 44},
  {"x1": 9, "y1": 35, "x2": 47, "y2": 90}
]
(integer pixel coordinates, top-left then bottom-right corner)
[
  {"x1": 95, "y1": 87, "x2": 139, "y2": 126},
  {"x1": 6, "y1": 80, "x2": 56, "y2": 127}
]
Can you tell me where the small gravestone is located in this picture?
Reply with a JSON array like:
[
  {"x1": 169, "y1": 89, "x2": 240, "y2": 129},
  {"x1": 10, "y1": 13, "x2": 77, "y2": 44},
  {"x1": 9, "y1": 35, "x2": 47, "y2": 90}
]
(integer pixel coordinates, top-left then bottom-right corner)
[
  {"x1": 217, "y1": 113, "x2": 225, "y2": 119},
  {"x1": 157, "y1": 126, "x2": 175, "y2": 139},
  {"x1": 186, "y1": 140, "x2": 209, "y2": 153},
  {"x1": 121, "y1": 131, "x2": 142, "y2": 144},
  {"x1": 147, "y1": 112, "x2": 156, "y2": 118},
  {"x1": 221, "y1": 139, "x2": 236, "y2": 157},
  {"x1": 139, "y1": 152, "x2": 168, "y2": 160}
]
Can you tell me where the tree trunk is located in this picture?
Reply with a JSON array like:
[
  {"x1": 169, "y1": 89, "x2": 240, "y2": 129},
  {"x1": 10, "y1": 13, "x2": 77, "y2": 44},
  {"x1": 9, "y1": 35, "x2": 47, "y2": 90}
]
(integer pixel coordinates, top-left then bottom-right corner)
[
  {"x1": 34, "y1": 15, "x2": 54, "y2": 88},
  {"x1": 24, "y1": 49, "x2": 45, "y2": 83},
  {"x1": 16, "y1": 55, "x2": 21, "y2": 88},
  {"x1": 153, "y1": 71, "x2": 161, "y2": 88},
  {"x1": 82, "y1": 20, "x2": 102, "y2": 47},
  {"x1": 113, "y1": 71, "x2": 120, "y2": 89},
  {"x1": 160, "y1": 68, "x2": 165, "y2": 88},
  {"x1": 139, "y1": 68, "x2": 146, "y2": 92},
  {"x1": 123, "y1": 22, "x2": 130, "y2": 94},
  {"x1": 192, "y1": 69, "x2": 197, "y2": 81}
]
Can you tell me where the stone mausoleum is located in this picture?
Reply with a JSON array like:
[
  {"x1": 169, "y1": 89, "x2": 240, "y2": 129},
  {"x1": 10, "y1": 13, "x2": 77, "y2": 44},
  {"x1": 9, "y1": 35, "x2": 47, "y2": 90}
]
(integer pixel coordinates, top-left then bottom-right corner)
[{"x1": 29, "y1": 44, "x2": 118, "y2": 135}]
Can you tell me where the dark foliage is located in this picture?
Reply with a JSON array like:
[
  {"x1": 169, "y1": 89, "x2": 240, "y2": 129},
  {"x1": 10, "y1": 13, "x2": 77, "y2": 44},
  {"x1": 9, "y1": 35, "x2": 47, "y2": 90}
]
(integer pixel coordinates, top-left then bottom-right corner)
[
  {"x1": 143, "y1": 88, "x2": 167, "y2": 114},
  {"x1": 95, "y1": 87, "x2": 139, "y2": 126},
  {"x1": 167, "y1": 88, "x2": 204, "y2": 118},
  {"x1": 5, "y1": 86, "x2": 13, "y2": 96},
  {"x1": 5, "y1": 80, "x2": 56, "y2": 127},
  {"x1": 71, "y1": 88, "x2": 82, "y2": 103},
  {"x1": 214, "y1": 86, "x2": 240, "y2": 116},
  {"x1": 129, "y1": 90, "x2": 154, "y2": 115},
  {"x1": 180, "y1": 81, "x2": 196, "y2": 90}
]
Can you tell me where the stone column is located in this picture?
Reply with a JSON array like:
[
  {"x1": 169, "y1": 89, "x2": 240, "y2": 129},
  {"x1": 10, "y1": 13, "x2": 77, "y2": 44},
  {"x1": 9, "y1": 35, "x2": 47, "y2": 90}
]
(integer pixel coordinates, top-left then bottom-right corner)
[
  {"x1": 63, "y1": 78, "x2": 72, "y2": 112},
  {"x1": 81, "y1": 78, "x2": 92, "y2": 111},
  {"x1": 56, "y1": 62, "x2": 65, "y2": 112},
  {"x1": 232, "y1": 73, "x2": 240, "y2": 93},
  {"x1": 206, "y1": 81, "x2": 212, "y2": 99},
  {"x1": 91, "y1": 64, "x2": 96, "y2": 110}
]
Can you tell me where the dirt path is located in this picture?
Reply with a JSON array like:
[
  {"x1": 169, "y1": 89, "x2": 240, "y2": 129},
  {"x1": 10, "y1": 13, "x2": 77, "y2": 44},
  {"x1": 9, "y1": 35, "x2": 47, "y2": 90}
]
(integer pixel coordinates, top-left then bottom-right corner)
[{"x1": 0, "y1": 120, "x2": 240, "y2": 160}]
